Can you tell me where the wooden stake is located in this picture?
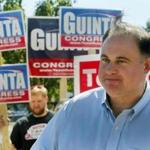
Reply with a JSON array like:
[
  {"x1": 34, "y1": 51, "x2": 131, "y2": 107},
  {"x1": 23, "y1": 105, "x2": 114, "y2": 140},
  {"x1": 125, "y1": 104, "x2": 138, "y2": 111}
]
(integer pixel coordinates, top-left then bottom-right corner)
[{"x1": 59, "y1": 78, "x2": 67, "y2": 102}]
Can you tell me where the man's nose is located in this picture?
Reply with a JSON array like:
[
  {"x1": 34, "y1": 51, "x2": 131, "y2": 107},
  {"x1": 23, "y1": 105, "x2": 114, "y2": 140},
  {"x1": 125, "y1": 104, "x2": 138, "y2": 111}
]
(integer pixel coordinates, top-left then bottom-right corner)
[{"x1": 105, "y1": 63, "x2": 118, "y2": 74}]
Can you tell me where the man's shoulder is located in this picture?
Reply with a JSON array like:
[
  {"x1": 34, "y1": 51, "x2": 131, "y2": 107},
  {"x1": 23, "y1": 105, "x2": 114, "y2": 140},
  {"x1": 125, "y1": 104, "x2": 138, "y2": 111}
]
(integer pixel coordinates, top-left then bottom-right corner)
[
  {"x1": 72, "y1": 87, "x2": 106, "y2": 102},
  {"x1": 60, "y1": 87, "x2": 106, "y2": 114}
]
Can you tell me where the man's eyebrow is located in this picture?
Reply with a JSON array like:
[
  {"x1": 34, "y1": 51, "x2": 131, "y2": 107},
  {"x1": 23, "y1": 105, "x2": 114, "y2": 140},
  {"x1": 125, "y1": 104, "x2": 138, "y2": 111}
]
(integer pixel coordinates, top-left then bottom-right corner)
[
  {"x1": 116, "y1": 56, "x2": 130, "y2": 61},
  {"x1": 100, "y1": 55, "x2": 131, "y2": 61},
  {"x1": 100, "y1": 54, "x2": 108, "y2": 58}
]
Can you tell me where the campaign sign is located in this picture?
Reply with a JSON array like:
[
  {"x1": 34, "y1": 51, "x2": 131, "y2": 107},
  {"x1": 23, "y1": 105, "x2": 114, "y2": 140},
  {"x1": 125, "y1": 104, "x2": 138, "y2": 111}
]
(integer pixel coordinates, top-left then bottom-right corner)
[
  {"x1": 0, "y1": 64, "x2": 30, "y2": 103},
  {"x1": 60, "y1": 7, "x2": 122, "y2": 49},
  {"x1": 27, "y1": 17, "x2": 88, "y2": 77},
  {"x1": 0, "y1": 10, "x2": 26, "y2": 52},
  {"x1": 74, "y1": 54, "x2": 100, "y2": 95}
]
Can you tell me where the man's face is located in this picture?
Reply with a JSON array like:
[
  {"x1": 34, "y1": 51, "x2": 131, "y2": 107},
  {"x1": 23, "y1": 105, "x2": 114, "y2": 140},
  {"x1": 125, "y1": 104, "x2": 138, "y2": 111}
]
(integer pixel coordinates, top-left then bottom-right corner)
[
  {"x1": 30, "y1": 93, "x2": 47, "y2": 116},
  {"x1": 99, "y1": 35, "x2": 147, "y2": 98}
]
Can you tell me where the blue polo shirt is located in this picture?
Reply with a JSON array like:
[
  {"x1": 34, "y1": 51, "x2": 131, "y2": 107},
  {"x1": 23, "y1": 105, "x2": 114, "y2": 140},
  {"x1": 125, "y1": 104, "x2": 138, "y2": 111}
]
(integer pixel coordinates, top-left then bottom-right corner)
[{"x1": 31, "y1": 84, "x2": 150, "y2": 150}]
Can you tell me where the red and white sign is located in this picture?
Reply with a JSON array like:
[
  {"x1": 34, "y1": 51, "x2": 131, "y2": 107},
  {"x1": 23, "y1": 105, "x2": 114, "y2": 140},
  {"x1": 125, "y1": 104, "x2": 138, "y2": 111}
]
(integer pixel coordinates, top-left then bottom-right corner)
[{"x1": 74, "y1": 55, "x2": 100, "y2": 95}]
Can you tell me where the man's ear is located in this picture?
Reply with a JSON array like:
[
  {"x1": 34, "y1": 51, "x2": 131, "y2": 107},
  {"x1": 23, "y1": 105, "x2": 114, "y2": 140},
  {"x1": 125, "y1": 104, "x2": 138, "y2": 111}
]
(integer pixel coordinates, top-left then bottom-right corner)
[{"x1": 144, "y1": 57, "x2": 150, "y2": 73}]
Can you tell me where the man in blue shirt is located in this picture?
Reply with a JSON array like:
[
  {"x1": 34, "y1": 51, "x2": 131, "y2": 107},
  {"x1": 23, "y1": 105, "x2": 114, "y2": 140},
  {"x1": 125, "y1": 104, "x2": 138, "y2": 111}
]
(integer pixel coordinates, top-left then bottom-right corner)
[{"x1": 31, "y1": 22, "x2": 150, "y2": 150}]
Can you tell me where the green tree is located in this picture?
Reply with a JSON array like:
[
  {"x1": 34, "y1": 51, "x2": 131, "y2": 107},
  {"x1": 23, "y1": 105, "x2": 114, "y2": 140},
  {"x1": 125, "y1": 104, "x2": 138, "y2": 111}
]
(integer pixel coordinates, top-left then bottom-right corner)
[
  {"x1": 52, "y1": 0, "x2": 72, "y2": 16},
  {"x1": 145, "y1": 19, "x2": 150, "y2": 32},
  {"x1": 35, "y1": 0, "x2": 54, "y2": 16},
  {"x1": 35, "y1": 0, "x2": 71, "y2": 16},
  {"x1": 3, "y1": 0, "x2": 23, "y2": 10},
  {"x1": 2, "y1": 49, "x2": 26, "y2": 64}
]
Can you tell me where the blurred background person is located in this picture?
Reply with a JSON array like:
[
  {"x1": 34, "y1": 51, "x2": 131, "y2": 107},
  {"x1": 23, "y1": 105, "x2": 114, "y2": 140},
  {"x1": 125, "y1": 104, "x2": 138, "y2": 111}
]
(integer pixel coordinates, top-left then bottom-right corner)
[
  {"x1": 0, "y1": 115, "x2": 5, "y2": 130},
  {"x1": 10, "y1": 85, "x2": 54, "y2": 150},
  {"x1": 0, "y1": 115, "x2": 6, "y2": 149}
]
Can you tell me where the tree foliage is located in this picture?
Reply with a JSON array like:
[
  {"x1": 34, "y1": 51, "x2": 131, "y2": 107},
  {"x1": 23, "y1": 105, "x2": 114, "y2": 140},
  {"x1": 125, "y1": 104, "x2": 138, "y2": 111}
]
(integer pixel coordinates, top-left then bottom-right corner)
[
  {"x1": 3, "y1": 0, "x2": 23, "y2": 10},
  {"x1": 2, "y1": 49, "x2": 26, "y2": 64},
  {"x1": 145, "y1": 19, "x2": 150, "y2": 32},
  {"x1": 35, "y1": 0, "x2": 54, "y2": 16},
  {"x1": 35, "y1": 0, "x2": 71, "y2": 16}
]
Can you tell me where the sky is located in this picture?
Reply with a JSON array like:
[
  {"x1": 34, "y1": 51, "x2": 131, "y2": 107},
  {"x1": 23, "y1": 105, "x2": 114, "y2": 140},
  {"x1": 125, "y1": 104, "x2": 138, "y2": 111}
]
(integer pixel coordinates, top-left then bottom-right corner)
[{"x1": 22, "y1": 0, "x2": 150, "y2": 27}]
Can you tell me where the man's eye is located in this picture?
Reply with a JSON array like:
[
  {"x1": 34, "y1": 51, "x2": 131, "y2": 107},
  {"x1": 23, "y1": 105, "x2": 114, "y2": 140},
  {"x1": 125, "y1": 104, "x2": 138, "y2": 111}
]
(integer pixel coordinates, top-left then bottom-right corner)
[
  {"x1": 101, "y1": 58, "x2": 110, "y2": 63},
  {"x1": 116, "y1": 60, "x2": 127, "y2": 64}
]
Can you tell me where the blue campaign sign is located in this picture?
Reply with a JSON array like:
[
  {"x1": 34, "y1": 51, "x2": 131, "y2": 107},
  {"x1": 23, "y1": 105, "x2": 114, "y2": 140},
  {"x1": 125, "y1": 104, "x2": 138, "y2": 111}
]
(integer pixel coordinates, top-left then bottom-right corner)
[
  {"x1": 0, "y1": 64, "x2": 30, "y2": 103},
  {"x1": 60, "y1": 7, "x2": 122, "y2": 49},
  {"x1": 27, "y1": 17, "x2": 89, "y2": 77},
  {"x1": 0, "y1": 10, "x2": 26, "y2": 51}
]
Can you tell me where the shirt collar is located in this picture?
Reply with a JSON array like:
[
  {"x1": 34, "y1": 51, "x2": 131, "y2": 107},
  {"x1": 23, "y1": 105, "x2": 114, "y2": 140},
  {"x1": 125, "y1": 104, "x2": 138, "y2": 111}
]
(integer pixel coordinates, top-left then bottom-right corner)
[
  {"x1": 132, "y1": 83, "x2": 150, "y2": 115},
  {"x1": 101, "y1": 89, "x2": 107, "y2": 104},
  {"x1": 100, "y1": 90, "x2": 112, "y2": 111}
]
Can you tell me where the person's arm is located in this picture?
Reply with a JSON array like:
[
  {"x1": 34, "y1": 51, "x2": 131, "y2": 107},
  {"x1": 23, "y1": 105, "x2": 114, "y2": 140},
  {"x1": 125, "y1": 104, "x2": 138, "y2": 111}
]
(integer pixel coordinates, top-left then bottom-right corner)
[
  {"x1": 10, "y1": 121, "x2": 22, "y2": 149},
  {"x1": 10, "y1": 144, "x2": 17, "y2": 150},
  {"x1": 0, "y1": 115, "x2": 5, "y2": 129}
]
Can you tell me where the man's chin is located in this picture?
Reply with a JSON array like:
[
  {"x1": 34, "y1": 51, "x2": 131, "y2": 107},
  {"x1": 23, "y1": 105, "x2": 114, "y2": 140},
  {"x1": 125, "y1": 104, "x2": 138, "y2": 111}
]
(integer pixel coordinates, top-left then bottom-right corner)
[{"x1": 32, "y1": 110, "x2": 45, "y2": 116}]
